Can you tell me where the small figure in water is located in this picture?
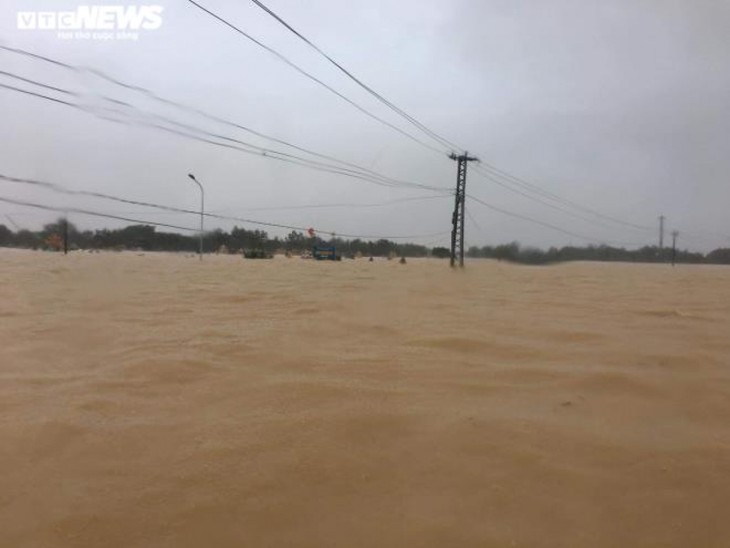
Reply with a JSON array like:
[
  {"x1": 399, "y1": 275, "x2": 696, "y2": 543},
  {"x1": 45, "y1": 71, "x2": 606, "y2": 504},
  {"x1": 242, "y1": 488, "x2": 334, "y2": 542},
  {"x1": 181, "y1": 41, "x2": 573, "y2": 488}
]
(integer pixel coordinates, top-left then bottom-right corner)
[
  {"x1": 369, "y1": 257, "x2": 374, "y2": 262},
  {"x1": 399, "y1": 256, "x2": 407, "y2": 264}
]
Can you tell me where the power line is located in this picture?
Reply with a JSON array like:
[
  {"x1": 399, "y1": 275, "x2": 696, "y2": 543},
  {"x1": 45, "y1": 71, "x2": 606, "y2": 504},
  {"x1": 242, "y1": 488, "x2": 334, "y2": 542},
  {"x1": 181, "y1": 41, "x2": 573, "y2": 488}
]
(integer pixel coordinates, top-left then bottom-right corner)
[
  {"x1": 0, "y1": 174, "x2": 448, "y2": 241},
  {"x1": 184, "y1": 0, "x2": 448, "y2": 155},
  {"x1": 3, "y1": 43, "x2": 690, "y2": 249},
  {"x1": 0, "y1": 76, "x2": 393, "y2": 188},
  {"x1": 78, "y1": 193, "x2": 453, "y2": 216},
  {"x1": 0, "y1": 74, "x2": 446, "y2": 193},
  {"x1": 209, "y1": 193, "x2": 453, "y2": 212},
  {"x1": 474, "y1": 164, "x2": 653, "y2": 232},
  {"x1": 221, "y1": 4, "x2": 661, "y2": 241},
  {"x1": 0, "y1": 82, "x2": 75, "y2": 107},
  {"x1": 465, "y1": 208, "x2": 483, "y2": 233},
  {"x1": 672, "y1": 229, "x2": 727, "y2": 246},
  {"x1": 5, "y1": 214, "x2": 21, "y2": 230},
  {"x1": 2, "y1": 45, "x2": 665, "y2": 242},
  {"x1": 248, "y1": 0, "x2": 461, "y2": 153},
  {"x1": 2, "y1": 45, "x2": 446, "y2": 192},
  {"x1": 0, "y1": 69, "x2": 73, "y2": 96},
  {"x1": 0, "y1": 196, "x2": 198, "y2": 232},
  {"x1": 244, "y1": 0, "x2": 661, "y2": 237},
  {"x1": 472, "y1": 166, "x2": 628, "y2": 231},
  {"x1": 467, "y1": 193, "x2": 646, "y2": 247},
  {"x1": 0, "y1": 82, "x2": 648, "y2": 249}
]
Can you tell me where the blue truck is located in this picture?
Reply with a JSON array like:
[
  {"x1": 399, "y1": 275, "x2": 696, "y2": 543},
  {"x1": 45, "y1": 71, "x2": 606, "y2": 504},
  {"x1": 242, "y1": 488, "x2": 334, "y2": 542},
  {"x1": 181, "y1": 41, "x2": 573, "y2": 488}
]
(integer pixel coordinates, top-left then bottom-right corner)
[{"x1": 312, "y1": 245, "x2": 341, "y2": 261}]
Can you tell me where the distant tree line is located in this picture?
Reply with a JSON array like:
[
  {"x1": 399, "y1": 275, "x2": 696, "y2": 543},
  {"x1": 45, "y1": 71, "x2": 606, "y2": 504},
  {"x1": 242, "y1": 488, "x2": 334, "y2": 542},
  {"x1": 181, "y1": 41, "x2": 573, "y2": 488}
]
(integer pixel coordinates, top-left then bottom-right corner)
[
  {"x1": 1, "y1": 219, "x2": 729, "y2": 264},
  {"x1": 466, "y1": 242, "x2": 730, "y2": 265},
  {"x1": 0, "y1": 219, "x2": 430, "y2": 258}
]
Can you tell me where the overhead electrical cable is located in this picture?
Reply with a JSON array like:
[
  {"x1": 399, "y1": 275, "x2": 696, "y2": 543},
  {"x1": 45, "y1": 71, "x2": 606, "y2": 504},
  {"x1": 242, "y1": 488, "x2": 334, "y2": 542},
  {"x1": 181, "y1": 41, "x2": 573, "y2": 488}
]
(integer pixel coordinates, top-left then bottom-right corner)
[
  {"x1": 181, "y1": 4, "x2": 657, "y2": 235},
  {"x1": 2, "y1": 45, "x2": 444, "y2": 191},
  {"x1": 473, "y1": 164, "x2": 654, "y2": 232},
  {"x1": 0, "y1": 196, "x2": 198, "y2": 232},
  {"x1": 1, "y1": 42, "x2": 670, "y2": 244},
  {"x1": 183, "y1": 0, "x2": 447, "y2": 155},
  {"x1": 208, "y1": 193, "x2": 453, "y2": 212},
  {"x1": 471, "y1": 166, "x2": 633, "y2": 231},
  {"x1": 80, "y1": 193, "x2": 453, "y2": 216},
  {"x1": 248, "y1": 0, "x2": 461, "y2": 153},
  {"x1": 0, "y1": 74, "x2": 447, "y2": 193},
  {"x1": 467, "y1": 193, "x2": 646, "y2": 247},
  {"x1": 0, "y1": 174, "x2": 449, "y2": 240}
]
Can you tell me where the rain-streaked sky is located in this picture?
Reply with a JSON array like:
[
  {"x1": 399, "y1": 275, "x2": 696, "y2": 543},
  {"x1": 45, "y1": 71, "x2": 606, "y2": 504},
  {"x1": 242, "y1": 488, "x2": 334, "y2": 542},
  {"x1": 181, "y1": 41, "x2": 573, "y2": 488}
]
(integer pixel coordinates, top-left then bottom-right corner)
[{"x1": 1, "y1": 0, "x2": 729, "y2": 250}]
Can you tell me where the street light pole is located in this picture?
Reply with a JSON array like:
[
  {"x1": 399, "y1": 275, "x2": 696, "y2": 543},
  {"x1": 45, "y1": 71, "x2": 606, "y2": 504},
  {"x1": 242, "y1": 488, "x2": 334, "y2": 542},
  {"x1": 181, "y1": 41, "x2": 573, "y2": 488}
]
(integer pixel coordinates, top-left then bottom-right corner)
[{"x1": 187, "y1": 173, "x2": 204, "y2": 261}]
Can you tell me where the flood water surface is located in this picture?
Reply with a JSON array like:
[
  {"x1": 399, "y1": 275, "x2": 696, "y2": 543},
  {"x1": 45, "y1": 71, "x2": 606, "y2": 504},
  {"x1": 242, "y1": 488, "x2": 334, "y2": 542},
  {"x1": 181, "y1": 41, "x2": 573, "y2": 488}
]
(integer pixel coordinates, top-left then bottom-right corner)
[{"x1": 2, "y1": 250, "x2": 730, "y2": 547}]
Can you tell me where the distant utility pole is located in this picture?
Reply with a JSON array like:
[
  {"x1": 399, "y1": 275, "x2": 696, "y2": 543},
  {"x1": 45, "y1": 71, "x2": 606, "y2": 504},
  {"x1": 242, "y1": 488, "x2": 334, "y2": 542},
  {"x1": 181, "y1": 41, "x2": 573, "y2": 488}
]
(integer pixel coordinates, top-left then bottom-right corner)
[
  {"x1": 658, "y1": 215, "x2": 665, "y2": 249},
  {"x1": 187, "y1": 173, "x2": 205, "y2": 261},
  {"x1": 449, "y1": 152, "x2": 479, "y2": 268},
  {"x1": 63, "y1": 217, "x2": 68, "y2": 255},
  {"x1": 671, "y1": 230, "x2": 679, "y2": 266}
]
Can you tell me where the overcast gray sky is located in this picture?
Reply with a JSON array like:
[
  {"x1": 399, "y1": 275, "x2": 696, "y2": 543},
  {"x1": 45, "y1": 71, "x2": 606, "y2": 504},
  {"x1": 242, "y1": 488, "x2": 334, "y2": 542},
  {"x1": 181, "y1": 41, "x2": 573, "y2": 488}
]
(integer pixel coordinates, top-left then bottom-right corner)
[{"x1": 1, "y1": 0, "x2": 729, "y2": 250}]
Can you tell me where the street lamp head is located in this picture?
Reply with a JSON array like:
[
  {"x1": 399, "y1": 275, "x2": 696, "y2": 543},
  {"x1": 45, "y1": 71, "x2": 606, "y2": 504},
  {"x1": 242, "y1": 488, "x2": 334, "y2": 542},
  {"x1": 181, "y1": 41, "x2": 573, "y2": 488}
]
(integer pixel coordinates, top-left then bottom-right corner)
[{"x1": 188, "y1": 173, "x2": 196, "y2": 181}]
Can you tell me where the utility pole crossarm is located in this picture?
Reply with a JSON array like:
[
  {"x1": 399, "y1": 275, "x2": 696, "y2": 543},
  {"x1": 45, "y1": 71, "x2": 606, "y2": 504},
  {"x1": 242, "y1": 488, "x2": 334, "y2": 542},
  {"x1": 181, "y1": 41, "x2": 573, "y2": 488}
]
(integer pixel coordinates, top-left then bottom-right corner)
[{"x1": 449, "y1": 152, "x2": 479, "y2": 268}]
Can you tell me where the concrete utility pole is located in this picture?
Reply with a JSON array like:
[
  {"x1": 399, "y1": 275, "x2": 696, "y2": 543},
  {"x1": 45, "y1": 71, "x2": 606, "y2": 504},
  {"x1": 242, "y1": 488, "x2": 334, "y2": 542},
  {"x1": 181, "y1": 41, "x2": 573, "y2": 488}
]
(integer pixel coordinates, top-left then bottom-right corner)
[
  {"x1": 671, "y1": 230, "x2": 679, "y2": 266},
  {"x1": 449, "y1": 152, "x2": 479, "y2": 268},
  {"x1": 187, "y1": 173, "x2": 205, "y2": 261},
  {"x1": 659, "y1": 215, "x2": 665, "y2": 249}
]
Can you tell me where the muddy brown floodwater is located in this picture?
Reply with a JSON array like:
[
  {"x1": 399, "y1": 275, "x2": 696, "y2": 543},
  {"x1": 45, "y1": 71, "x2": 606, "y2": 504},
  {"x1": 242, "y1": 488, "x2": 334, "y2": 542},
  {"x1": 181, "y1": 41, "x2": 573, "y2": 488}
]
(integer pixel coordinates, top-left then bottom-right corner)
[{"x1": 2, "y1": 249, "x2": 730, "y2": 547}]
